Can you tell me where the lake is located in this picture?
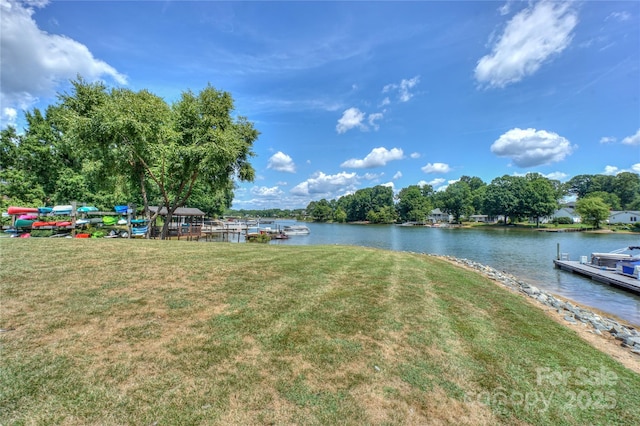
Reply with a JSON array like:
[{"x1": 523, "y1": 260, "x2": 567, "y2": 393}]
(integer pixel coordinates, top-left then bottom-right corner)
[{"x1": 259, "y1": 222, "x2": 640, "y2": 326}]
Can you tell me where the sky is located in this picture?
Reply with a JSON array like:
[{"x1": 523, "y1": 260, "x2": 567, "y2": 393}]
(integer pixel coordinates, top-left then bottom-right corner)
[{"x1": 1, "y1": 0, "x2": 639, "y2": 210}]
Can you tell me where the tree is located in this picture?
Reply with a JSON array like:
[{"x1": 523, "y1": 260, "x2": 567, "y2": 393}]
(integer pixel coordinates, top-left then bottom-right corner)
[
  {"x1": 312, "y1": 199, "x2": 333, "y2": 221},
  {"x1": 61, "y1": 80, "x2": 258, "y2": 239},
  {"x1": 333, "y1": 206, "x2": 347, "y2": 223},
  {"x1": 522, "y1": 173, "x2": 559, "y2": 227},
  {"x1": 483, "y1": 175, "x2": 532, "y2": 224},
  {"x1": 439, "y1": 181, "x2": 472, "y2": 223},
  {"x1": 575, "y1": 196, "x2": 610, "y2": 229},
  {"x1": 587, "y1": 191, "x2": 621, "y2": 211},
  {"x1": 396, "y1": 185, "x2": 432, "y2": 222},
  {"x1": 613, "y1": 172, "x2": 640, "y2": 209}
]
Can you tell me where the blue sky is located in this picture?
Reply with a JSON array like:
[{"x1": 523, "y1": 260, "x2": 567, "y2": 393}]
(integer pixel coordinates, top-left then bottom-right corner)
[{"x1": 1, "y1": 0, "x2": 639, "y2": 209}]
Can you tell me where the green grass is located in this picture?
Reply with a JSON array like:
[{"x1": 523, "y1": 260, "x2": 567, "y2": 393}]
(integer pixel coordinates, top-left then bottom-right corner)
[{"x1": 1, "y1": 239, "x2": 639, "y2": 425}]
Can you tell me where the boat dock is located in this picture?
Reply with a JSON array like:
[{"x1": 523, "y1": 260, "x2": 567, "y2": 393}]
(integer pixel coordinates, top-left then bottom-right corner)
[{"x1": 553, "y1": 259, "x2": 640, "y2": 294}]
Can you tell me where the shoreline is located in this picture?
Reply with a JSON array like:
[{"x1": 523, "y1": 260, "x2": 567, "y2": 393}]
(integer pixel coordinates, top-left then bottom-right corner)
[{"x1": 434, "y1": 254, "x2": 640, "y2": 372}]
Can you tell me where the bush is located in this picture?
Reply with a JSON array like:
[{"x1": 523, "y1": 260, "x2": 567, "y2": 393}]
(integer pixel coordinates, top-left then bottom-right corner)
[{"x1": 552, "y1": 217, "x2": 573, "y2": 225}]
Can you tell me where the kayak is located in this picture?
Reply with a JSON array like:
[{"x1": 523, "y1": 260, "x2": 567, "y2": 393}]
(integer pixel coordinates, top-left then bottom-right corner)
[
  {"x1": 75, "y1": 233, "x2": 91, "y2": 238},
  {"x1": 114, "y1": 205, "x2": 128, "y2": 214},
  {"x1": 102, "y1": 216, "x2": 118, "y2": 226},
  {"x1": 77, "y1": 206, "x2": 98, "y2": 213},
  {"x1": 38, "y1": 207, "x2": 53, "y2": 214},
  {"x1": 131, "y1": 219, "x2": 149, "y2": 224},
  {"x1": 7, "y1": 206, "x2": 38, "y2": 215},
  {"x1": 117, "y1": 219, "x2": 128, "y2": 225},
  {"x1": 18, "y1": 214, "x2": 38, "y2": 220},
  {"x1": 52, "y1": 205, "x2": 73, "y2": 215},
  {"x1": 14, "y1": 219, "x2": 35, "y2": 228},
  {"x1": 32, "y1": 221, "x2": 58, "y2": 227},
  {"x1": 56, "y1": 221, "x2": 72, "y2": 227}
]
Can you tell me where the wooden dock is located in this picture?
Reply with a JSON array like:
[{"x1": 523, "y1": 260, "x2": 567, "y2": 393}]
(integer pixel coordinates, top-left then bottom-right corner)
[{"x1": 553, "y1": 259, "x2": 640, "y2": 294}]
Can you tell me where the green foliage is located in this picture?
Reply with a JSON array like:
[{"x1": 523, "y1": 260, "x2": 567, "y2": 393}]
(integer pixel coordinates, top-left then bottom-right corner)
[
  {"x1": 576, "y1": 196, "x2": 610, "y2": 228},
  {"x1": 396, "y1": 185, "x2": 432, "y2": 222},
  {"x1": 247, "y1": 233, "x2": 271, "y2": 243},
  {"x1": 551, "y1": 217, "x2": 574, "y2": 225},
  {"x1": 438, "y1": 181, "x2": 472, "y2": 223}
]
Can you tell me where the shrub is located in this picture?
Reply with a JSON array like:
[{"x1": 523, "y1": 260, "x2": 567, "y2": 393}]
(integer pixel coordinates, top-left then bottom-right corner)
[{"x1": 552, "y1": 217, "x2": 573, "y2": 225}]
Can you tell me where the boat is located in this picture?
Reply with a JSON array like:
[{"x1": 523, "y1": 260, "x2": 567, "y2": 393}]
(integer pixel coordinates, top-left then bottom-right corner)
[
  {"x1": 7, "y1": 206, "x2": 38, "y2": 215},
  {"x1": 283, "y1": 225, "x2": 310, "y2": 236},
  {"x1": 590, "y1": 246, "x2": 640, "y2": 268},
  {"x1": 52, "y1": 205, "x2": 73, "y2": 215}
]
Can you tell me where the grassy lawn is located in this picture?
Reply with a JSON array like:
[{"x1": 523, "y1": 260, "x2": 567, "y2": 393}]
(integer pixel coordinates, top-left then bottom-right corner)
[{"x1": 1, "y1": 239, "x2": 639, "y2": 425}]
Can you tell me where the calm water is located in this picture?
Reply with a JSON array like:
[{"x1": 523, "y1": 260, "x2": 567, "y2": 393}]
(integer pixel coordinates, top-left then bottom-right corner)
[{"x1": 262, "y1": 222, "x2": 640, "y2": 325}]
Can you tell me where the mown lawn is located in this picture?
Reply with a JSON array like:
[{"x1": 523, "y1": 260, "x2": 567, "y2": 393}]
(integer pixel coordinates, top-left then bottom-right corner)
[{"x1": 1, "y1": 238, "x2": 639, "y2": 425}]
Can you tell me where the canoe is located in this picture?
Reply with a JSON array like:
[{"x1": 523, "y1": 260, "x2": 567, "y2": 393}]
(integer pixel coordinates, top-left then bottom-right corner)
[
  {"x1": 7, "y1": 206, "x2": 38, "y2": 215},
  {"x1": 14, "y1": 219, "x2": 35, "y2": 228},
  {"x1": 38, "y1": 207, "x2": 53, "y2": 214},
  {"x1": 18, "y1": 214, "x2": 38, "y2": 220},
  {"x1": 76, "y1": 219, "x2": 90, "y2": 225}
]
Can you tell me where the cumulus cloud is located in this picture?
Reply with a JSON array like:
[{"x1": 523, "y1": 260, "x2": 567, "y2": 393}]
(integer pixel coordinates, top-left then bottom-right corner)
[
  {"x1": 544, "y1": 171, "x2": 568, "y2": 181},
  {"x1": 383, "y1": 76, "x2": 420, "y2": 102},
  {"x1": 622, "y1": 129, "x2": 640, "y2": 146},
  {"x1": 290, "y1": 171, "x2": 359, "y2": 197},
  {"x1": 341, "y1": 147, "x2": 404, "y2": 169},
  {"x1": 410, "y1": 152, "x2": 421, "y2": 159},
  {"x1": 393, "y1": 171, "x2": 402, "y2": 180},
  {"x1": 603, "y1": 166, "x2": 620, "y2": 176},
  {"x1": 421, "y1": 162, "x2": 451, "y2": 174},
  {"x1": 267, "y1": 151, "x2": 296, "y2": 173},
  {"x1": 490, "y1": 128, "x2": 576, "y2": 167},
  {"x1": 632, "y1": 164, "x2": 640, "y2": 174},
  {"x1": 336, "y1": 107, "x2": 367, "y2": 133},
  {"x1": 0, "y1": 0, "x2": 127, "y2": 126},
  {"x1": 600, "y1": 136, "x2": 617, "y2": 144},
  {"x1": 475, "y1": 1, "x2": 577, "y2": 88},
  {"x1": 250, "y1": 186, "x2": 284, "y2": 198},
  {"x1": 363, "y1": 172, "x2": 383, "y2": 180}
]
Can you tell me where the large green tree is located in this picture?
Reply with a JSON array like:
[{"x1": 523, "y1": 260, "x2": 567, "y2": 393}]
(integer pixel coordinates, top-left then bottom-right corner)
[
  {"x1": 523, "y1": 173, "x2": 559, "y2": 227},
  {"x1": 575, "y1": 196, "x2": 610, "y2": 229},
  {"x1": 396, "y1": 185, "x2": 432, "y2": 222},
  {"x1": 439, "y1": 181, "x2": 472, "y2": 223},
  {"x1": 59, "y1": 79, "x2": 258, "y2": 239}
]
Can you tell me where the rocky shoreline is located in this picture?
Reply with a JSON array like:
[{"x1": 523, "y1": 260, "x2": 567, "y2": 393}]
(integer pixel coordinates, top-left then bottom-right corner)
[{"x1": 435, "y1": 255, "x2": 640, "y2": 357}]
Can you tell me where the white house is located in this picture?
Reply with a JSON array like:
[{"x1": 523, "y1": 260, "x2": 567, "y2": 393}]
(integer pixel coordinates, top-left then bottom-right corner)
[
  {"x1": 608, "y1": 211, "x2": 640, "y2": 224},
  {"x1": 545, "y1": 207, "x2": 581, "y2": 224}
]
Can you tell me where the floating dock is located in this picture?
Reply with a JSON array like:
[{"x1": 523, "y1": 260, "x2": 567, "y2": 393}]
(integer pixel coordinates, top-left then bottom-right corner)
[{"x1": 553, "y1": 259, "x2": 640, "y2": 294}]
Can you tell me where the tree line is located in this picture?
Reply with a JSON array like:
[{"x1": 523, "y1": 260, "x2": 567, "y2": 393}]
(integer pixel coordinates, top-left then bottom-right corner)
[
  {"x1": 0, "y1": 78, "x2": 258, "y2": 239},
  {"x1": 306, "y1": 172, "x2": 640, "y2": 228}
]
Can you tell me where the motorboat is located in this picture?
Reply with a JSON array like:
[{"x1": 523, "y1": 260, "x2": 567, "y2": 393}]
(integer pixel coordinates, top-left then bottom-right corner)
[{"x1": 283, "y1": 225, "x2": 310, "y2": 236}]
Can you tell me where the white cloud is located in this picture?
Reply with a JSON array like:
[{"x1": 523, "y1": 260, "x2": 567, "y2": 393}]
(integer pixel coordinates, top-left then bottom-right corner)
[
  {"x1": 381, "y1": 182, "x2": 394, "y2": 190},
  {"x1": 363, "y1": 172, "x2": 383, "y2": 180},
  {"x1": 491, "y1": 128, "x2": 576, "y2": 167},
  {"x1": 421, "y1": 162, "x2": 451, "y2": 174},
  {"x1": 382, "y1": 76, "x2": 420, "y2": 102},
  {"x1": 632, "y1": 164, "x2": 640, "y2": 174},
  {"x1": 250, "y1": 186, "x2": 284, "y2": 198},
  {"x1": 336, "y1": 107, "x2": 367, "y2": 133},
  {"x1": 341, "y1": 147, "x2": 404, "y2": 169},
  {"x1": 603, "y1": 166, "x2": 620, "y2": 176},
  {"x1": 0, "y1": 0, "x2": 127, "y2": 127},
  {"x1": 290, "y1": 171, "x2": 359, "y2": 197},
  {"x1": 2, "y1": 107, "x2": 17, "y2": 127},
  {"x1": 543, "y1": 171, "x2": 568, "y2": 181},
  {"x1": 475, "y1": 1, "x2": 577, "y2": 88},
  {"x1": 498, "y1": 1, "x2": 513, "y2": 16},
  {"x1": 393, "y1": 171, "x2": 402, "y2": 180},
  {"x1": 368, "y1": 112, "x2": 383, "y2": 130},
  {"x1": 622, "y1": 129, "x2": 640, "y2": 146},
  {"x1": 600, "y1": 136, "x2": 617, "y2": 144},
  {"x1": 267, "y1": 151, "x2": 296, "y2": 173},
  {"x1": 606, "y1": 11, "x2": 631, "y2": 22},
  {"x1": 410, "y1": 152, "x2": 421, "y2": 159},
  {"x1": 428, "y1": 178, "x2": 446, "y2": 188},
  {"x1": 379, "y1": 97, "x2": 390, "y2": 107}
]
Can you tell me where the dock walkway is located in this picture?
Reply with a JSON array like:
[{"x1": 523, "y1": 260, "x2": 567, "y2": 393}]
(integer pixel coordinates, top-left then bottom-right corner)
[{"x1": 553, "y1": 259, "x2": 640, "y2": 294}]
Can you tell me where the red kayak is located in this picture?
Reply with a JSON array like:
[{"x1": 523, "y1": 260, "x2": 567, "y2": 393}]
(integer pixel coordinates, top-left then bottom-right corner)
[
  {"x1": 8, "y1": 206, "x2": 38, "y2": 215},
  {"x1": 32, "y1": 221, "x2": 58, "y2": 228},
  {"x1": 75, "y1": 233, "x2": 91, "y2": 238}
]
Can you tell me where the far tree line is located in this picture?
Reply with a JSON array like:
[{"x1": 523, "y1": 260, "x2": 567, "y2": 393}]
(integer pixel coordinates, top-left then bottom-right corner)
[{"x1": 305, "y1": 172, "x2": 640, "y2": 228}]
